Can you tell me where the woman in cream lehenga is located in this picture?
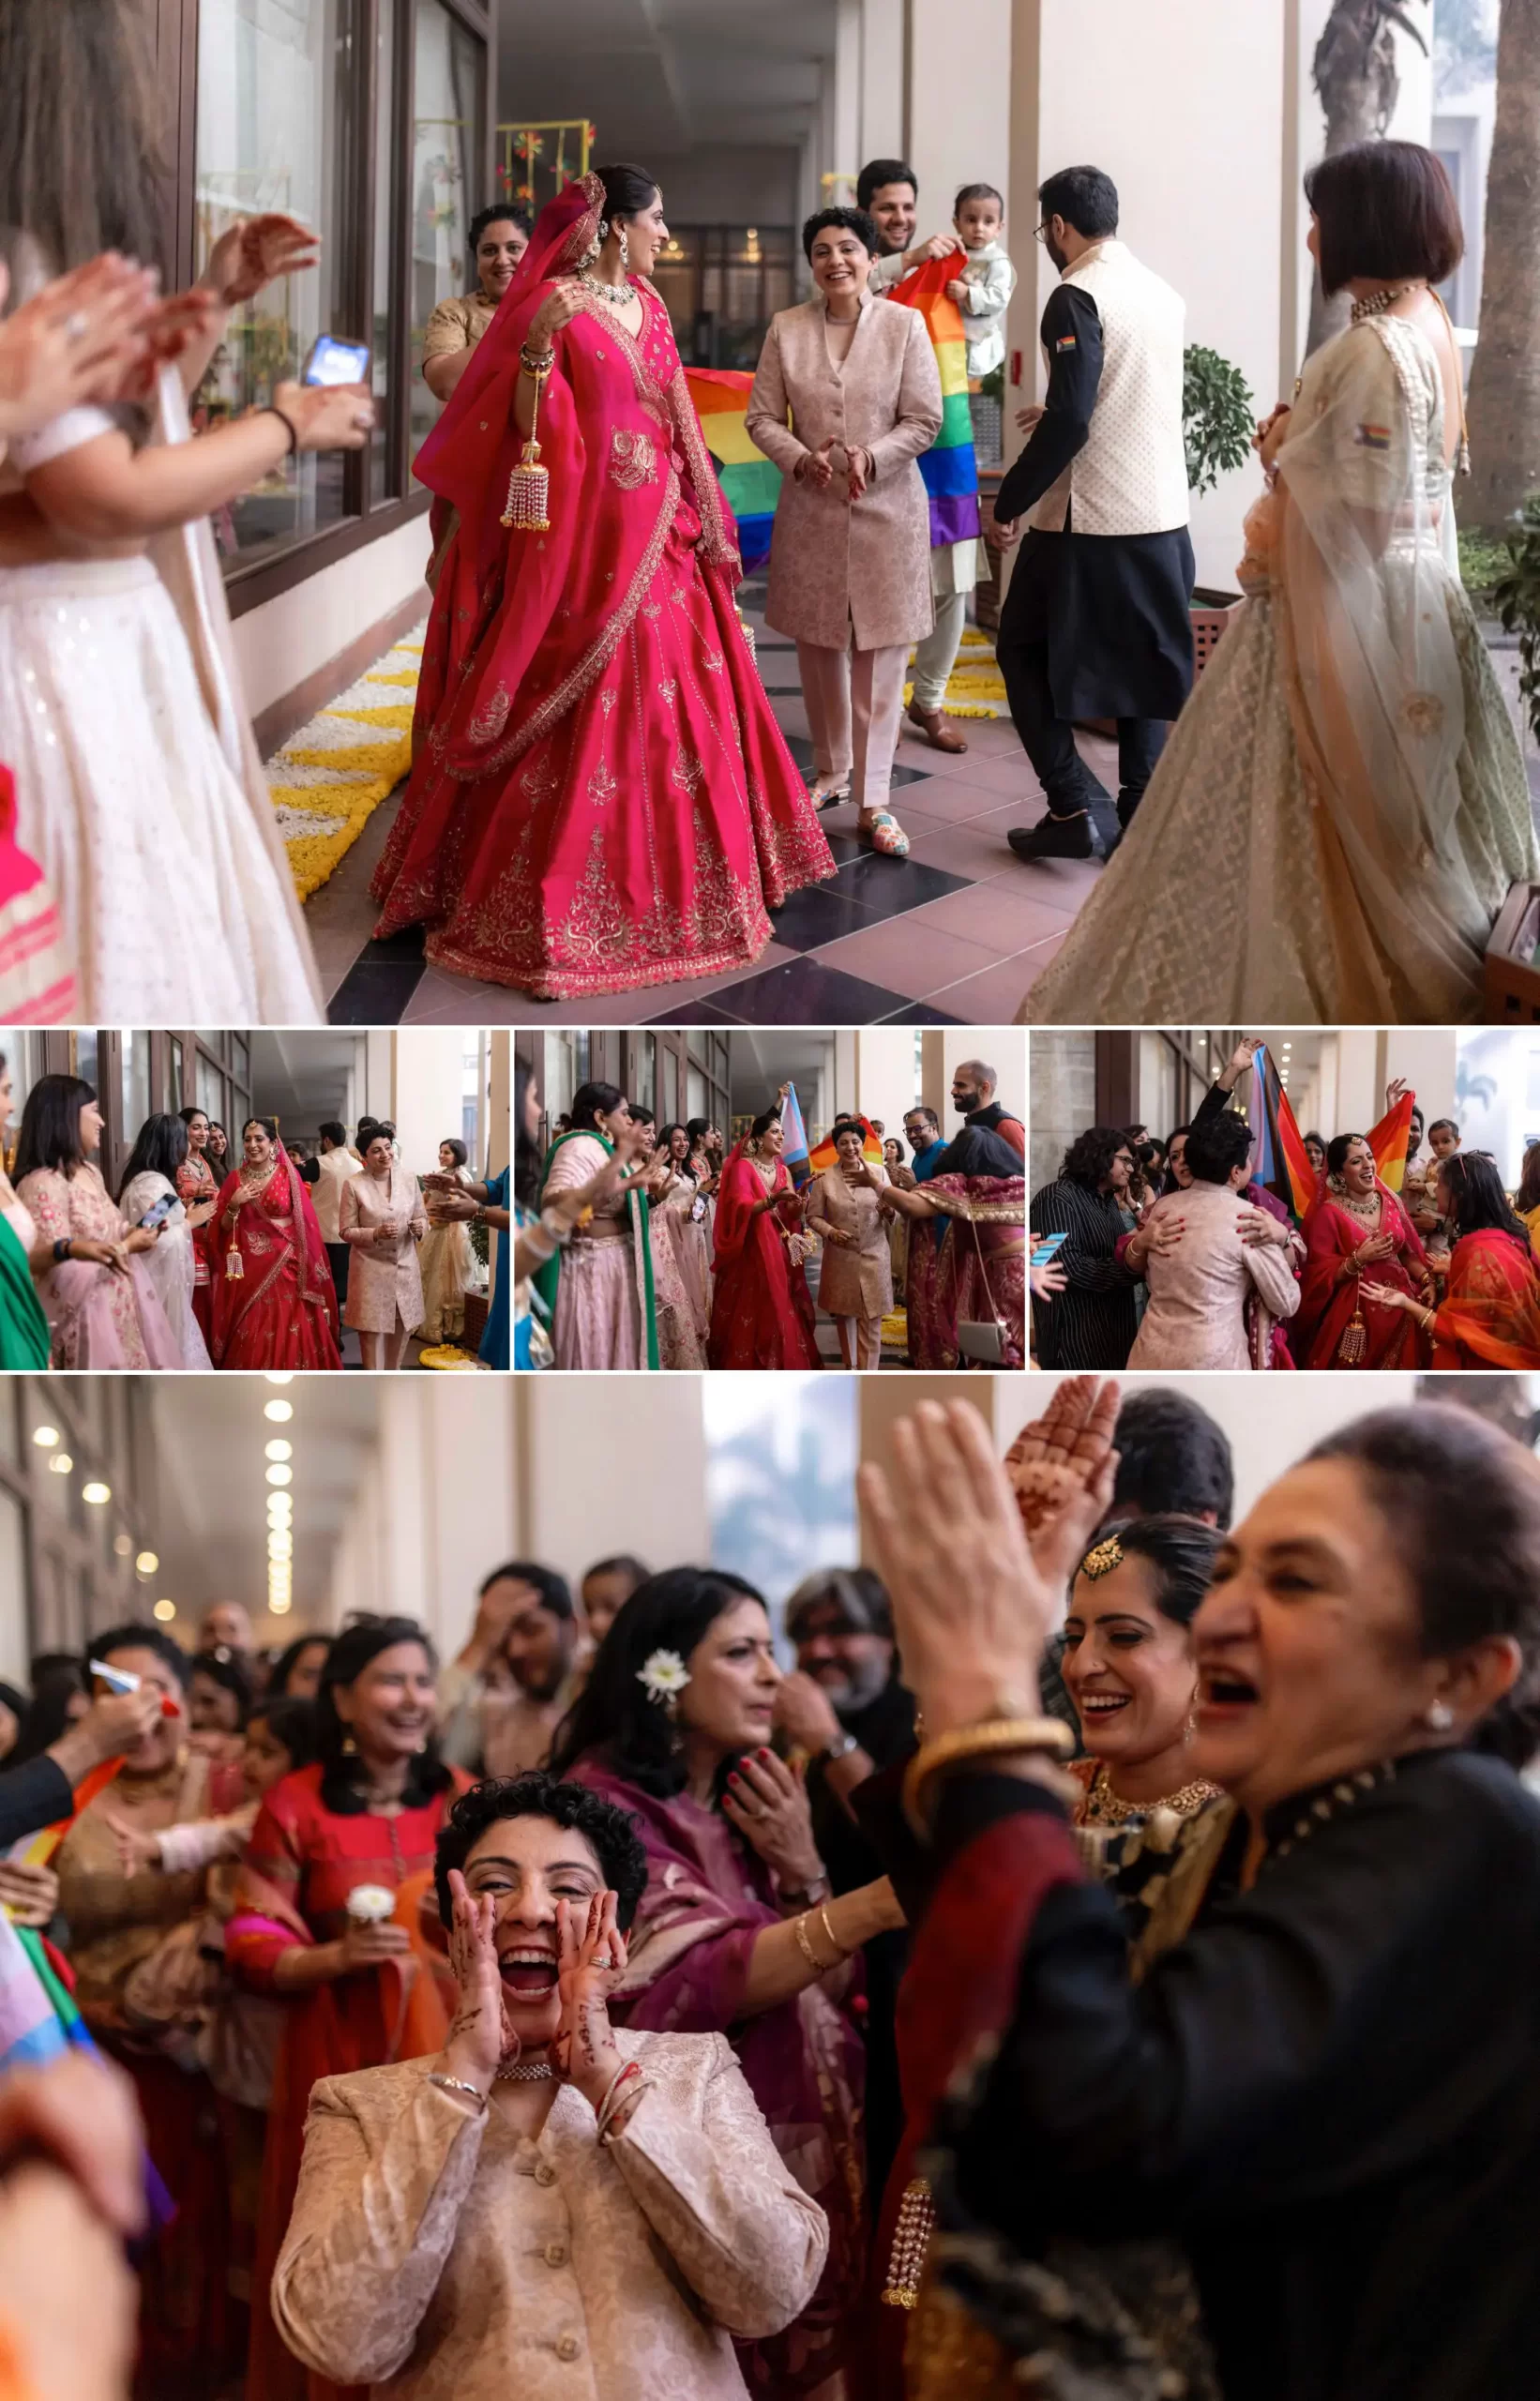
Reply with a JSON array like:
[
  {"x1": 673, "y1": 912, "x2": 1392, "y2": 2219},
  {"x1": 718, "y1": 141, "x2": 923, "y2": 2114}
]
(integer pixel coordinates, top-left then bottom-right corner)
[
  {"x1": 1021, "y1": 141, "x2": 1536, "y2": 1029},
  {"x1": 0, "y1": 0, "x2": 374, "y2": 1023},
  {"x1": 417, "y1": 1137, "x2": 476, "y2": 1344},
  {"x1": 648, "y1": 1125, "x2": 712, "y2": 1370}
]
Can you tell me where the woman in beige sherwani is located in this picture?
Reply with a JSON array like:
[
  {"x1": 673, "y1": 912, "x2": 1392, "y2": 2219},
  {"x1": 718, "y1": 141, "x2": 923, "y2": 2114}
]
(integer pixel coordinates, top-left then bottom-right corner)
[
  {"x1": 805, "y1": 1123, "x2": 892, "y2": 1369},
  {"x1": 747, "y1": 205, "x2": 942, "y2": 857},
  {"x1": 272, "y1": 1775, "x2": 827, "y2": 2401},
  {"x1": 340, "y1": 1124, "x2": 429, "y2": 1370}
]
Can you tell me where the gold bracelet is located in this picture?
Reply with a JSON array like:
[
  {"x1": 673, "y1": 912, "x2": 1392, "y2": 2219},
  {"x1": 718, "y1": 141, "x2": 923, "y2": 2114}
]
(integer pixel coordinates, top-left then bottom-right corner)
[
  {"x1": 902, "y1": 1716, "x2": 1077, "y2": 1838},
  {"x1": 817, "y1": 1904, "x2": 848, "y2": 1963},
  {"x1": 793, "y1": 1910, "x2": 837, "y2": 1973}
]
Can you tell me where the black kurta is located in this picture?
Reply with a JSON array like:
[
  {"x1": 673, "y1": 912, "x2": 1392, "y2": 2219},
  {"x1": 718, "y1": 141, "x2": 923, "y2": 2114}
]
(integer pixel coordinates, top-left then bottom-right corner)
[
  {"x1": 931, "y1": 1748, "x2": 1540, "y2": 2401},
  {"x1": 996, "y1": 281, "x2": 1196, "y2": 722},
  {"x1": 1028, "y1": 1173, "x2": 1138, "y2": 1368}
]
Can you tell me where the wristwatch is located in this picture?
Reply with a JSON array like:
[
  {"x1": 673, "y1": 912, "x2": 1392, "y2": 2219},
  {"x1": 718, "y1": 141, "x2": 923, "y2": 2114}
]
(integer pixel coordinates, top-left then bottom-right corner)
[{"x1": 821, "y1": 1731, "x2": 859, "y2": 1764}]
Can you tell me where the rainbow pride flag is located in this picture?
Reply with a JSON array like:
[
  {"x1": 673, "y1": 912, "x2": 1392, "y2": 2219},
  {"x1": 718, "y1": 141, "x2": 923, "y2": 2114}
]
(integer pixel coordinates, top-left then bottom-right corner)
[
  {"x1": 883, "y1": 254, "x2": 982, "y2": 551},
  {"x1": 808, "y1": 1115, "x2": 884, "y2": 1175},
  {"x1": 685, "y1": 369, "x2": 780, "y2": 572},
  {"x1": 1366, "y1": 1090, "x2": 1416, "y2": 1193}
]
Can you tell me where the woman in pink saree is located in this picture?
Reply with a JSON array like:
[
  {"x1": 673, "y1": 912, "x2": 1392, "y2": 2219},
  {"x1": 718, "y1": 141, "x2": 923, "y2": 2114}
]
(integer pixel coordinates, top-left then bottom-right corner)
[
  {"x1": 13, "y1": 1072, "x2": 183, "y2": 1368},
  {"x1": 707, "y1": 1110, "x2": 820, "y2": 1371},
  {"x1": 210, "y1": 1117, "x2": 342, "y2": 1372},
  {"x1": 373, "y1": 164, "x2": 835, "y2": 1001},
  {"x1": 553, "y1": 1566, "x2": 905, "y2": 2399}
]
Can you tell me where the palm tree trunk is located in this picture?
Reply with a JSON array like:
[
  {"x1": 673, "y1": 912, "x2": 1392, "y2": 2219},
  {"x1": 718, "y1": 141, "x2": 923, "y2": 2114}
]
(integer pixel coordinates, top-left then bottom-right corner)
[
  {"x1": 1464, "y1": 0, "x2": 1540, "y2": 533},
  {"x1": 1305, "y1": 3, "x2": 1407, "y2": 355}
]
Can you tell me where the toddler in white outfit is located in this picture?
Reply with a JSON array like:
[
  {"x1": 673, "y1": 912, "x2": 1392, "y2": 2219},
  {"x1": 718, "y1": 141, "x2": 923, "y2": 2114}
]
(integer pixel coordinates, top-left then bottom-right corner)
[{"x1": 947, "y1": 182, "x2": 1017, "y2": 379}]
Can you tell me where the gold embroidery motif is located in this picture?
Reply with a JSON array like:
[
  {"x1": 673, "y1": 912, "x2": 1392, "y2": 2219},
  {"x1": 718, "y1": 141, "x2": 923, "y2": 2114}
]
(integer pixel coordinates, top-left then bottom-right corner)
[
  {"x1": 609, "y1": 428, "x2": 659, "y2": 491},
  {"x1": 1404, "y1": 691, "x2": 1445, "y2": 738},
  {"x1": 588, "y1": 762, "x2": 618, "y2": 803},
  {"x1": 657, "y1": 679, "x2": 678, "y2": 705},
  {"x1": 599, "y1": 689, "x2": 618, "y2": 717},
  {"x1": 702, "y1": 650, "x2": 724, "y2": 673},
  {"x1": 520, "y1": 755, "x2": 562, "y2": 803},
  {"x1": 672, "y1": 750, "x2": 704, "y2": 796},
  {"x1": 465, "y1": 682, "x2": 512, "y2": 744}
]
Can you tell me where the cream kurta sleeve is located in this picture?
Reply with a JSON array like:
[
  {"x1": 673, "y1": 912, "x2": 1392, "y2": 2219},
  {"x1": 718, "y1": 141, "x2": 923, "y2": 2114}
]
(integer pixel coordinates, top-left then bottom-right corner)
[
  {"x1": 1240, "y1": 1231, "x2": 1302, "y2": 1321},
  {"x1": 866, "y1": 311, "x2": 942, "y2": 485},
  {"x1": 272, "y1": 2075, "x2": 490, "y2": 2388},
  {"x1": 601, "y1": 2035, "x2": 828, "y2": 2337},
  {"x1": 745, "y1": 321, "x2": 809, "y2": 478}
]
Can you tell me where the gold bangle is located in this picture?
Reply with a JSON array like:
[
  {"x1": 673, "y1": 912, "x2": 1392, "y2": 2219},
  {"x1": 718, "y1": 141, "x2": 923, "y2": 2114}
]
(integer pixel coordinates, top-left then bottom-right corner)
[
  {"x1": 901, "y1": 1716, "x2": 1077, "y2": 1838},
  {"x1": 793, "y1": 1910, "x2": 835, "y2": 1974},
  {"x1": 817, "y1": 1904, "x2": 848, "y2": 1963}
]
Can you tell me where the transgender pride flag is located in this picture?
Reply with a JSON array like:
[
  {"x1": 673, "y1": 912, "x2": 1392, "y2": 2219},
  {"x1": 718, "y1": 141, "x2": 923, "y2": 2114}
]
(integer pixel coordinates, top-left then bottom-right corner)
[
  {"x1": 883, "y1": 253, "x2": 983, "y2": 551},
  {"x1": 779, "y1": 1083, "x2": 812, "y2": 1185}
]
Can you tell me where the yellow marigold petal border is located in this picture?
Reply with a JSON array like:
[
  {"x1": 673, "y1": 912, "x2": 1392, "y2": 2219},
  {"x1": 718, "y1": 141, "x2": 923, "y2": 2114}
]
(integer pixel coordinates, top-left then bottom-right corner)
[
  {"x1": 264, "y1": 623, "x2": 426, "y2": 901},
  {"x1": 902, "y1": 626, "x2": 1004, "y2": 718}
]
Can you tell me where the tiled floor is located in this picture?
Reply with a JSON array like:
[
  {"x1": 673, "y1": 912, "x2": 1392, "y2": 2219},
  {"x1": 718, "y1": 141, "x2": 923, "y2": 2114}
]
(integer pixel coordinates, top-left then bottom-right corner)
[{"x1": 307, "y1": 577, "x2": 1107, "y2": 1026}]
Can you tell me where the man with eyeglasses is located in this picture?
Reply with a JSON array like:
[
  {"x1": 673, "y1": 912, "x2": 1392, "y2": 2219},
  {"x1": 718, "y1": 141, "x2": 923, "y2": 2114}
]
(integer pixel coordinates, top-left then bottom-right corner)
[{"x1": 992, "y1": 163, "x2": 1195, "y2": 864}]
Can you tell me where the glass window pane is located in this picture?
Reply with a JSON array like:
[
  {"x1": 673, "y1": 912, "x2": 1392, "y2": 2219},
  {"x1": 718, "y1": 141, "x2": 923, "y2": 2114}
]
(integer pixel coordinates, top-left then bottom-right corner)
[
  {"x1": 632, "y1": 1036, "x2": 656, "y2": 1116},
  {"x1": 0, "y1": 1487, "x2": 28, "y2": 1687},
  {"x1": 411, "y1": 0, "x2": 485, "y2": 459},
  {"x1": 233, "y1": 1036, "x2": 250, "y2": 1081},
  {"x1": 122, "y1": 1034, "x2": 150, "y2": 1142},
  {"x1": 195, "y1": 0, "x2": 363, "y2": 566},
  {"x1": 370, "y1": 0, "x2": 398, "y2": 505},
  {"x1": 75, "y1": 1029, "x2": 98, "y2": 1096},
  {"x1": 168, "y1": 1038, "x2": 184, "y2": 1113},
  {"x1": 196, "y1": 1056, "x2": 223, "y2": 1120}
]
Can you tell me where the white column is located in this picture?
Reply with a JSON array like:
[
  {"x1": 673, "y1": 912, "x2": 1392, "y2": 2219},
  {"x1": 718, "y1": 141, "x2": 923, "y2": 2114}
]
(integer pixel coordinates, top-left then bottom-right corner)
[
  {"x1": 361, "y1": 1029, "x2": 394, "y2": 1128},
  {"x1": 906, "y1": 0, "x2": 1013, "y2": 232},
  {"x1": 853, "y1": 1026, "x2": 918, "y2": 1142},
  {"x1": 517, "y1": 1378, "x2": 709, "y2": 1594},
  {"x1": 1382, "y1": 1032, "x2": 1460, "y2": 1133},
  {"x1": 391, "y1": 1028, "x2": 466, "y2": 1179},
  {"x1": 829, "y1": 0, "x2": 863, "y2": 205},
  {"x1": 858, "y1": 0, "x2": 906, "y2": 163}
]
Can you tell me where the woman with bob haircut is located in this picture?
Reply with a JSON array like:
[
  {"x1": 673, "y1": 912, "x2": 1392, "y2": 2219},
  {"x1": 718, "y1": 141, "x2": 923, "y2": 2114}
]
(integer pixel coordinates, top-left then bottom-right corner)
[
  {"x1": 747, "y1": 204, "x2": 943, "y2": 855},
  {"x1": 270, "y1": 1771, "x2": 829, "y2": 2400},
  {"x1": 1023, "y1": 139, "x2": 1535, "y2": 1028}
]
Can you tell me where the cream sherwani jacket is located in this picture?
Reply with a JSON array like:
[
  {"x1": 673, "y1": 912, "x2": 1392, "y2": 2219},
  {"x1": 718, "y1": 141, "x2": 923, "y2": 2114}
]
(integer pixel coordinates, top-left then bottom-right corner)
[
  {"x1": 272, "y1": 2032, "x2": 828, "y2": 2401},
  {"x1": 747, "y1": 290, "x2": 942, "y2": 651}
]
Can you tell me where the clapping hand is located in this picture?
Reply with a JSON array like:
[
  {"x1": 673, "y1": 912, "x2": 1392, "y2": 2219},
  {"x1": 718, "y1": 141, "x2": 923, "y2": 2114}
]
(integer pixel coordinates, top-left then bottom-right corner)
[
  {"x1": 797, "y1": 439, "x2": 837, "y2": 491},
  {"x1": 1002, "y1": 1375, "x2": 1121, "y2": 1593},
  {"x1": 860, "y1": 1400, "x2": 1068, "y2": 1738},
  {"x1": 202, "y1": 214, "x2": 320, "y2": 309}
]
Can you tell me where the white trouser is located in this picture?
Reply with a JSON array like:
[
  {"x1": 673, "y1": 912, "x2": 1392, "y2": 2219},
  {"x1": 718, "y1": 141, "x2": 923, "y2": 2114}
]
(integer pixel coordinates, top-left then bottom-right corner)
[
  {"x1": 909, "y1": 589, "x2": 968, "y2": 713},
  {"x1": 796, "y1": 637, "x2": 909, "y2": 808}
]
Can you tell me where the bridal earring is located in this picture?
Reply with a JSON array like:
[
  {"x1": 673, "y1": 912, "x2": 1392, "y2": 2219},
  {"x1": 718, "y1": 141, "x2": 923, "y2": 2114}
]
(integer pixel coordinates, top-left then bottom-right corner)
[
  {"x1": 617, "y1": 224, "x2": 630, "y2": 274},
  {"x1": 1425, "y1": 1699, "x2": 1455, "y2": 1732},
  {"x1": 587, "y1": 221, "x2": 606, "y2": 264},
  {"x1": 340, "y1": 1731, "x2": 358, "y2": 1756}
]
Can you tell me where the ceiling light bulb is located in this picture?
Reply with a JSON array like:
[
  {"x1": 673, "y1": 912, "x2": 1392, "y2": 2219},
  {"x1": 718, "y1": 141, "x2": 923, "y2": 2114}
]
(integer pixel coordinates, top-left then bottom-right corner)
[
  {"x1": 264, "y1": 1399, "x2": 294, "y2": 1424},
  {"x1": 264, "y1": 1439, "x2": 293, "y2": 1462},
  {"x1": 265, "y1": 1464, "x2": 293, "y2": 1488},
  {"x1": 135, "y1": 1549, "x2": 159, "y2": 1575},
  {"x1": 268, "y1": 1533, "x2": 293, "y2": 1561},
  {"x1": 48, "y1": 1453, "x2": 72, "y2": 1474},
  {"x1": 113, "y1": 1534, "x2": 133, "y2": 1559},
  {"x1": 267, "y1": 1491, "x2": 294, "y2": 1517},
  {"x1": 268, "y1": 1595, "x2": 292, "y2": 1616},
  {"x1": 264, "y1": 1374, "x2": 294, "y2": 1386},
  {"x1": 153, "y1": 1599, "x2": 176, "y2": 1623},
  {"x1": 31, "y1": 1425, "x2": 59, "y2": 1448},
  {"x1": 82, "y1": 1481, "x2": 110, "y2": 1505}
]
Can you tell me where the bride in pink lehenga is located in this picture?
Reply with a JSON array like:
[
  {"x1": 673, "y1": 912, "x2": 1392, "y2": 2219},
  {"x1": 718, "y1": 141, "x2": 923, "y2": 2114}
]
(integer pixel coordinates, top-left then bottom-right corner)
[{"x1": 372, "y1": 163, "x2": 835, "y2": 1001}]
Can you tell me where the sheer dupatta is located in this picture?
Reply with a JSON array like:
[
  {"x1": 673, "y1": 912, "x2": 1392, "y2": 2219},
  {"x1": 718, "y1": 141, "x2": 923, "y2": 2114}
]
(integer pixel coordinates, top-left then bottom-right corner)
[
  {"x1": 1434, "y1": 1229, "x2": 1540, "y2": 1369},
  {"x1": 1270, "y1": 314, "x2": 1504, "y2": 1019},
  {"x1": 411, "y1": 173, "x2": 741, "y2": 792}
]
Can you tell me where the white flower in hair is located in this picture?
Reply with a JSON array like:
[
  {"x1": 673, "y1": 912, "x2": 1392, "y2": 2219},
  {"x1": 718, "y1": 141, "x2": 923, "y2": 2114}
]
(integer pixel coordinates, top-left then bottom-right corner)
[{"x1": 637, "y1": 1649, "x2": 690, "y2": 1704}]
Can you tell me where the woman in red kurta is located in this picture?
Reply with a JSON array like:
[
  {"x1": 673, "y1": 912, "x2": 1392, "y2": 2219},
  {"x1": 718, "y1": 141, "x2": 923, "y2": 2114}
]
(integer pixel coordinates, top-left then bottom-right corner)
[
  {"x1": 209, "y1": 1117, "x2": 341, "y2": 1372},
  {"x1": 1364, "y1": 1151, "x2": 1540, "y2": 1371},
  {"x1": 370, "y1": 165, "x2": 833, "y2": 1001},
  {"x1": 1295, "y1": 1132, "x2": 1432, "y2": 1370},
  {"x1": 707, "y1": 1110, "x2": 820, "y2": 1370},
  {"x1": 229, "y1": 1618, "x2": 468, "y2": 2401}
]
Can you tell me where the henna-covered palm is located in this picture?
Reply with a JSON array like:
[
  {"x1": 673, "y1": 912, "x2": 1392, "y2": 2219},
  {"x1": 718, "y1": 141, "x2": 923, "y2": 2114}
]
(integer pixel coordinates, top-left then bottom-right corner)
[
  {"x1": 1004, "y1": 1375, "x2": 1121, "y2": 1589},
  {"x1": 551, "y1": 1892, "x2": 628, "y2": 2100},
  {"x1": 205, "y1": 214, "x2": 321, "y2": 307},
  {"x1": 444, "y1": 1867, "x2": 515, "y2": 2080}
]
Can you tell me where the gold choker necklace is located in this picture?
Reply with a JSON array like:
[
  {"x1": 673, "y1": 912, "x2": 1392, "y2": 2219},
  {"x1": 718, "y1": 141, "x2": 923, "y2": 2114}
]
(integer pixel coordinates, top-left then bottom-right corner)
[
  {"x1": 578, "y1": 268, "x2": 637, "y2": 310},
  {"x1": 1080, "y1": 1760, "x2": 1220, "y2": 1827}
]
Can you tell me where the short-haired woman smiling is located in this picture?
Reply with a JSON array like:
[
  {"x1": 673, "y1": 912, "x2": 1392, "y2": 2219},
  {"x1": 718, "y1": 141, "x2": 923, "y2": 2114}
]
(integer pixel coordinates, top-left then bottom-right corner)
[{"x1": 272, "y1": 1774, "x2": 827, "y2": 2400}]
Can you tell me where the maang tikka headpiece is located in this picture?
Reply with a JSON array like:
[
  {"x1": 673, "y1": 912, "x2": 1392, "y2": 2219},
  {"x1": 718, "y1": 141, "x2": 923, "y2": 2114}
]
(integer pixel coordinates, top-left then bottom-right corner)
[{"x1": 1080, "y1": 1535, "x2": 1125, "y2": 1582}]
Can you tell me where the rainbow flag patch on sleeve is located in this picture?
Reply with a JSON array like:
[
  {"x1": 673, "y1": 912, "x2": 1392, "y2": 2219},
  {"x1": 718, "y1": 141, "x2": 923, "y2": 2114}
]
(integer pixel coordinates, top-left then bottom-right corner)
[{"x1": 1354, "y1": 423, "x2": 1393, "y2": 450}]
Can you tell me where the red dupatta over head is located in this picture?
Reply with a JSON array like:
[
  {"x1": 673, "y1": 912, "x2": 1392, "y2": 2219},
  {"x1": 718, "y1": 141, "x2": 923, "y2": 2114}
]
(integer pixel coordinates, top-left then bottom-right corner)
[
  {"x1": 412, "y1": 173, "x2": 741, "y2": 789},
  {"x1": 1437, "y1": 1229, "x2": 1540, "y2": 1369},
  {"x1": 210, "y1": 1141, "x2": 340, "y2": 1357}
]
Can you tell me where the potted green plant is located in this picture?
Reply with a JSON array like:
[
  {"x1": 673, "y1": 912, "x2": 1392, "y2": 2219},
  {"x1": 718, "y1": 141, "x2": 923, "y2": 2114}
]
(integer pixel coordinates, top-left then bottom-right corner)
[
  {"x1": 1184, "y1": 342, "x2": 1256, "y2": 675},
  {"x1": 1491, "y1": 493, "x2": 1540, "y2": 752}
]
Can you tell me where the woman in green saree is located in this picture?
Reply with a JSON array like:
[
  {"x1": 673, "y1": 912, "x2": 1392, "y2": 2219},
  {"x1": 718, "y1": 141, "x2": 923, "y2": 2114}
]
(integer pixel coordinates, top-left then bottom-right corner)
[{"x1": 536, "y1": 1079, "x2": 659, "y2": 1370}]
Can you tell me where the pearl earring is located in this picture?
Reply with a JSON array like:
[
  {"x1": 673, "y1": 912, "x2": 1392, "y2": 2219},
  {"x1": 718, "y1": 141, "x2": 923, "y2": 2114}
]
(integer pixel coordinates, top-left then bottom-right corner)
[{"x1": 1425, "y1": 1699, "x2": 1455, "y2": 1732}]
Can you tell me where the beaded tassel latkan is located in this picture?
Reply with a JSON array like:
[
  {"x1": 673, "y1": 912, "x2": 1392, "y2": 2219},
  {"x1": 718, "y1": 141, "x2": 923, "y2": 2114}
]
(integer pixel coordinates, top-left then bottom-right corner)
[
  {"x1": 502, "y1": 352, "x2": 551, "y2": 532},
  {"x1": 881, "y1": 2177, "x2": 936, "y2": 2310}
]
